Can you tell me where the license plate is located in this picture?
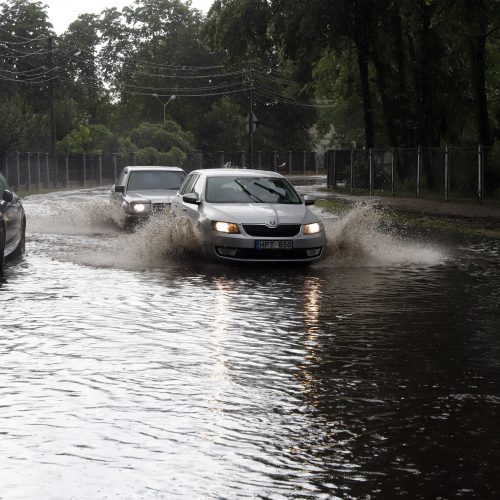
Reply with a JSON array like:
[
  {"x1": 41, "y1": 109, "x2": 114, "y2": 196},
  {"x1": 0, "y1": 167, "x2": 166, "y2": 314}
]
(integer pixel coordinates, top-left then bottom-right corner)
[{"x1": 255, "y1": 240, "x2": 294, "y2": 250}]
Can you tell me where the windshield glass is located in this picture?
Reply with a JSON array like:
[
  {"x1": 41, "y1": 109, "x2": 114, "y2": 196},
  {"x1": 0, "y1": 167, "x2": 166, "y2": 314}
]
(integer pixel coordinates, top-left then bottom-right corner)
[
  {"x1": 127, "y1": 170, "x2": 185, "y2": 191},
  {"x1": 206, "y1": 176, "x2": 302, "y2": 204}
]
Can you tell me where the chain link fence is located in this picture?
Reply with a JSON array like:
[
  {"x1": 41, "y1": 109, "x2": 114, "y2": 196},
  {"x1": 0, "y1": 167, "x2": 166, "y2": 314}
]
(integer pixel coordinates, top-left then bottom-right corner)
[
  {"x1": 325, "y1": 146, "x2": 500, "y2": 202},
  {"x1": 0, "y1": 150, "x2": 325, "y2": 193}
]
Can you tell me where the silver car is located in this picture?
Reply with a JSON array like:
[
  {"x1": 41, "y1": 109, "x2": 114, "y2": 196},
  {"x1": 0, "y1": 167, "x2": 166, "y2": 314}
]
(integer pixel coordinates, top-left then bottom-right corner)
[
  {"x1": 173, "y1": 168, "x2": 326, "y2": 262},
  {"x1": 111, "y1": 166, "x2": 186, "y2": 227}
]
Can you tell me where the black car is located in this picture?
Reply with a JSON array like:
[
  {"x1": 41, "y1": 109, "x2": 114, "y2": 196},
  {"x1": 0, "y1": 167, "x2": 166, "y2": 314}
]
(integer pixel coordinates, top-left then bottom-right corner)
[{"x1": 0, "y1": 172, "x2": 26, "y2": 275}]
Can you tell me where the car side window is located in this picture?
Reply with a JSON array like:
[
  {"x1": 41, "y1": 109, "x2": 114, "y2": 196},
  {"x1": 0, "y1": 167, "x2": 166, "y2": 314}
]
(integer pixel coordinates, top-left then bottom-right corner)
[
  {"x1": 192, "y1": 175, "x2": 205, "y2": 198},
  {"x1": 116, "y1": 169, "x2": 127, "y2": 186},
  {"x1": 180, "y1": 174, "x2": 199, "y2": 195}
]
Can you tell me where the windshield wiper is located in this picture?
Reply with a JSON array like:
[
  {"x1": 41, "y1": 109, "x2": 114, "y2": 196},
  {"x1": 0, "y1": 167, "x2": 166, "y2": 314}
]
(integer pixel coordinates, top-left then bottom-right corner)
[
  {"x1": 253, "y1": 181, "x2": 292, "y2": 203},
  {"x1": 235, "y1": 179, "x2": 263, "y2": 203}
]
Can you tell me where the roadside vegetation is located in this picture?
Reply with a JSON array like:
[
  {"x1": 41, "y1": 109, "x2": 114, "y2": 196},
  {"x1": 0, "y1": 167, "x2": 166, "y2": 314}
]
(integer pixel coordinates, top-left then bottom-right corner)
[{"x1": 1, "y1": 0, "x2": 500, "y2": 191}]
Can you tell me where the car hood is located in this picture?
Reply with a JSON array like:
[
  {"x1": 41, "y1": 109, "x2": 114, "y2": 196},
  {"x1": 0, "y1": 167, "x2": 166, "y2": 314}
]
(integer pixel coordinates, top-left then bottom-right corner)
[
  {"x1": 125, "y1": 189, "x2": 177, "y2": 202},
  {"x1": 202, "y1": 203, "x2": 319, "y2": 225}
]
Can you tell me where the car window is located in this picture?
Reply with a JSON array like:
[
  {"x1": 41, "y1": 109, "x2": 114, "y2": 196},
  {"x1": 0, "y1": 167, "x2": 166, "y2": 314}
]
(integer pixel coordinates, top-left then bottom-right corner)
[
  {"x1": 205, "y1": 176, "x2": 302, "y2": 204},
  {"x1": 116, "y1": 169, "x2": 127, "y2": 186},
  {"x1": 192, "y1": 175, "x2": 205, "y2": 198},
  {"x1": 0, "y1": 173, "x2": 8, "y2": 193},
  {"x1": 179, "y1": 174, "x2": 199, "y2": 195},
  {"x1": 127, "y1": 170, "x2": 186, "y2": 191}
]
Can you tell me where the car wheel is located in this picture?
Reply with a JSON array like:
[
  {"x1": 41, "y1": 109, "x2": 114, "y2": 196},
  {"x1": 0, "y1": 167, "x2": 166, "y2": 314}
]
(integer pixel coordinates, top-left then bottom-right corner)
[
  {"x1": 0, "y1": 225, "x2": 5, "y2": 276},
  {"x1": 11, "y1": 218, "x2": 26, "y2": 258}
]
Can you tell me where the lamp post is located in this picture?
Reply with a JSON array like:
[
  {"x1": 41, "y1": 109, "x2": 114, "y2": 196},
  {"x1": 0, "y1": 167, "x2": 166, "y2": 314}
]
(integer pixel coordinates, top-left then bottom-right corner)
[{"x1": 153, "y1": 94, "x2": 176, "y2": 124}]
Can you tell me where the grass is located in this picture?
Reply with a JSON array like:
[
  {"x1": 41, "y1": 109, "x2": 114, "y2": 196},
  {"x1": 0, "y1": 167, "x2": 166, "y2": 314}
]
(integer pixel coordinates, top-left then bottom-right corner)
[{"x1": 316, "y1": 198, "x2": 500, "y2": 239}]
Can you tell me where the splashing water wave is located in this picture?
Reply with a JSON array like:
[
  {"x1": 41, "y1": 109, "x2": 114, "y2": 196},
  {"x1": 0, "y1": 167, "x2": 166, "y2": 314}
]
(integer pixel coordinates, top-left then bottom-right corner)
[
  {"x1": 81, "y1": 209, "x2": 205, "y2": 269},
  {"x1": 322, "y1": 203, "x2": 444, "y2": 267},
  {"x1": 25, "y1": 195, "x2": 443, "y2": 269},
  {"x1": 26, "y1": 197, "x2": 119, "y2": 235}
]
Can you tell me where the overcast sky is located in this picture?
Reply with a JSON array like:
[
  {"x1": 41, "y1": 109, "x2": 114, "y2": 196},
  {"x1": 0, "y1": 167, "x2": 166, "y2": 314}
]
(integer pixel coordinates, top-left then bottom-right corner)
[{"x1": 44, "y1": 0, "x2": 215, "y2": 34}]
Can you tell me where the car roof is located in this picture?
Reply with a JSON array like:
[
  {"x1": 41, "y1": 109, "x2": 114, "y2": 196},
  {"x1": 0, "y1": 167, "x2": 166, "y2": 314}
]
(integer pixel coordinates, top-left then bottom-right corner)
[
  {"x1": 190, "y1": 168, "x2": 284, "y2": 178},
  {"x1": 124, "y1": 166, "x2": 185, "y2": 172}
]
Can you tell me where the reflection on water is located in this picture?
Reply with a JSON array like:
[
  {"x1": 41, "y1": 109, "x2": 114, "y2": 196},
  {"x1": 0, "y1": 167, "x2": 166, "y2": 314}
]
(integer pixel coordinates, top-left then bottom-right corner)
[{"x1": 0, "y1": 189, "x2": 499, "y2": 498}]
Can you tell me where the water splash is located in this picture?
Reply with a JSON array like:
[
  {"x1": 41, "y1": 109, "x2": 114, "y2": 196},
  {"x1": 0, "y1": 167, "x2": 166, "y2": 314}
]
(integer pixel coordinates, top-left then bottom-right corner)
[
  {"x1": 322, "y1": 203, "x2": 444, "y2": 267},
  {"x1": 77, "y1": 208, "x2": 205, "y2": 269},
  {"x1": 26, "y1": 197, "x2": 118, "y2": 235}
]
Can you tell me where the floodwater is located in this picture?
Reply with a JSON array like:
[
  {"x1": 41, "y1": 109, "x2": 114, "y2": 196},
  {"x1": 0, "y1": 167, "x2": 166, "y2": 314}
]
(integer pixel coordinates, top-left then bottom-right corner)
[{"x1": 1, "y1": 186, "x2": 499, "y2": 499}]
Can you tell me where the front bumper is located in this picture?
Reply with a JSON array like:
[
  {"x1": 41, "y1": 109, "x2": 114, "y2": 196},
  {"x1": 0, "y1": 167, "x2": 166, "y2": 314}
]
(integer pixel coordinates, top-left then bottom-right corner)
[{"x1": 208, "y1": 230, "x2": 326, "y2": 262}]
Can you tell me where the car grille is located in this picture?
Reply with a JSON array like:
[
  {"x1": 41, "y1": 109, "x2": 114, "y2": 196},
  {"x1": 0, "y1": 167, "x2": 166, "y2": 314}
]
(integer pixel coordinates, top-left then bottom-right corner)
[
  {"x1": 242, "y1": 224, "x2": 301, "y2": 237},
  {"x1": 152, "y1": 203, "x2": 171, "y2": 213},
  {"x1": 215, "y1": 247, "x2": 322, "y2": 261}
]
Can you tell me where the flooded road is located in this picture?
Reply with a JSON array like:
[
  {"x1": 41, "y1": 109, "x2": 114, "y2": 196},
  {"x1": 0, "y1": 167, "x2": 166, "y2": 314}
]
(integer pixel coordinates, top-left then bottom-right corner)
[{"x1": 1, "y1": 187, "x2": 499, "y2": 499}]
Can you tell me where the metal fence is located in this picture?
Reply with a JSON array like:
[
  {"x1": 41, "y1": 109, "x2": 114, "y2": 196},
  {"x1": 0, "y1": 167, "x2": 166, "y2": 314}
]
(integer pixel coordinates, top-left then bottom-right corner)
[
  {"x1": 325, "y1": 146, "x2": 500, "y2": 202},
  {"x1": 0, "y1": 150, "x2": 324, "y2": 193}
]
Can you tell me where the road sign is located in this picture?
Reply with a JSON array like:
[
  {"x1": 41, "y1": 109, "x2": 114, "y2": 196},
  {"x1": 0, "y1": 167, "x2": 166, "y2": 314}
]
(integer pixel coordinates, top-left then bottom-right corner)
[{"x1": 245, "y1": 111, "x2": 258, "y2": 133}]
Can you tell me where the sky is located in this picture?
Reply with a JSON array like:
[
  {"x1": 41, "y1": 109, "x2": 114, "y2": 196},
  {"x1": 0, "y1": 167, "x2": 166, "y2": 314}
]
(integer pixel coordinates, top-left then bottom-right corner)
[{"x1": 44, "y1": 0, "x2": 215, "y2": 34}]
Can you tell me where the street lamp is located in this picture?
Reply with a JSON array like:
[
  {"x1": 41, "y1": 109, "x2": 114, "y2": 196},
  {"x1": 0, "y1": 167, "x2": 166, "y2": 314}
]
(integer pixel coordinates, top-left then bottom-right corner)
[{"x1": 153, "y1": 94, "x2": 176, "y2": 125}]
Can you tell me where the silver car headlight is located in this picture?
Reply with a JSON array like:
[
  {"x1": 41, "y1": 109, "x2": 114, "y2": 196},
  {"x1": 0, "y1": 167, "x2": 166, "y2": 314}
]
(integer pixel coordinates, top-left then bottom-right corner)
[
  {"x1": 303, "y1": 222, "x2": 323, "y2": 235},
  {"x1": 130, "y1": 201, "x2": 151, "y2": 214},
  {"x1": 211, "y1": 221, "x2": 240, "y2": 234}
]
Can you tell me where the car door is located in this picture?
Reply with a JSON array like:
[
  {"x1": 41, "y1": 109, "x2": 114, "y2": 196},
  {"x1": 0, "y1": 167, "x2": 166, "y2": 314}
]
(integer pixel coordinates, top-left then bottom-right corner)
[{"x1": 0, "y1": 174, "x2": 22, "y2": 250}]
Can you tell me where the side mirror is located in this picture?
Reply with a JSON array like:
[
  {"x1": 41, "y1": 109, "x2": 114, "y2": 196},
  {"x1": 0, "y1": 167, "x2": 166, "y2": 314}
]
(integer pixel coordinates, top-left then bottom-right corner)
[
  {"x1": 182, "y1": 193, "x2": 200, "y2": 205},
  {"x1": 303, "y1": 194, "x2": 318, "y2": 206},
  {"x1": 114, "y1": 185, "x2": 125, "y2": 194},
  {"x1": 2, "y1": 190, "x2": 14, "y2": 203}
]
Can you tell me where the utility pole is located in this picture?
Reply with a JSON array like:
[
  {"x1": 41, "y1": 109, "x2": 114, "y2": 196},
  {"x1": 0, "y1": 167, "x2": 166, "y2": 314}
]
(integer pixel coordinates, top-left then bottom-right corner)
[
  {"x1": 249, "y1": 83, "x2": 254, "y2": 168},
  {"x1": 244, "y1": 63, "x2": 257, "y2": 169},
  {"x1": 48, "y1": 36, "x2": 56, "y2": 179}
]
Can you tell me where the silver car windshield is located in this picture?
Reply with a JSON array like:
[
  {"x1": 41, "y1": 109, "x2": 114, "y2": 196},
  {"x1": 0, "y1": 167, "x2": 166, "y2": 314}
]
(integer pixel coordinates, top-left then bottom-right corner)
[
  {"x1": 206, "y1": 177, "x2": 302, "y2": 204},
  {"x1": 127, "y1": 171, "x2": 185, "y2": 191}
]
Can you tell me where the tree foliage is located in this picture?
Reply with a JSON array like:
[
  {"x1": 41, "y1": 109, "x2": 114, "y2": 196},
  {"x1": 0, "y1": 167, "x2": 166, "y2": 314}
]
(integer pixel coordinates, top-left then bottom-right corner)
[{"x1": 1, "y1": 0, "x2": 500, "y2": 184}]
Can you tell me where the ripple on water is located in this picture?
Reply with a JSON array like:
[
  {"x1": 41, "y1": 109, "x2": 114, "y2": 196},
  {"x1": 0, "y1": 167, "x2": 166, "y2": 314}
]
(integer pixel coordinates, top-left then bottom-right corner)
[{"x1": 0, "y1": 190, "x2": 499, "y2": 498}]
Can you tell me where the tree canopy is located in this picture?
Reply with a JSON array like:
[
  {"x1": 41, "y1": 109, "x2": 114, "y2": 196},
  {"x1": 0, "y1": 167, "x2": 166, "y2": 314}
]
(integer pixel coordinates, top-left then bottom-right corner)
[{"x1": 0, "y1": 0, "x2": 499, "y2": 171}]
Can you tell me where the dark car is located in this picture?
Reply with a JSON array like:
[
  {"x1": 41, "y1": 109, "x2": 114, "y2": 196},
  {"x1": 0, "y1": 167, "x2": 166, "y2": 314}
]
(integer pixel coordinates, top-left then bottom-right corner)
[{"x1": 0, "y1": 172, "x2": 26, "y2": 276}]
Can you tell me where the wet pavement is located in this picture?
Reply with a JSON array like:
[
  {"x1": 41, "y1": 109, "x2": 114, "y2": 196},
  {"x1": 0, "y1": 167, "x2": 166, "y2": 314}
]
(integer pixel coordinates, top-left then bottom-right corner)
[{"x1": 0, "y1": 185, "x2": 499, "y2": 499}]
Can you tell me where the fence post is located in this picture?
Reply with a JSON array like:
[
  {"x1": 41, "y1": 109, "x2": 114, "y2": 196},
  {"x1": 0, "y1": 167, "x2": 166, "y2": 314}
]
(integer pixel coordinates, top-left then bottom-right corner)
[
  {"x1": 288, "y1": 151, "x2": 292, "y2": 175},
  {"x1": 416, "y1": 146, "x2": 422, "y2": 197},
  {"x1": 219, "y1": 151, "x2": 225, "y2": 168},
  {"x1": 273, "y1": 151, "x2": 277, "y2": 171},
  {"x1": 82, "y1": 154, "x2": 87, "y2": 188},
  {"x1": 350, "y1": 148, "x2": 354, "y2": 192},
  {"x1": 303, "y1": 150, "x2": 306, "y2": 175},
  {"x1": 369, "y1": 148, "x2": 373, "y2": 195},
  {"x1": 53, "y1": 152, "x2": 57, "y2": 189},
  {"x1": 37, "y1": 153, "x2": 41, "y2": 191},
  {"x1": 65, "y1": 155, "x2": 69, "y2": 188},
  {"x1": 16, "y1": 152, "x2": 20, "y2": 191},
  {"x1": 112, "y1": 153, "x2": 118, "y2": 180},
  {"x1": 478, "y1": 144, "x2": 483, "y2": 203},
  {"x1": 391, "y1": 148, "x2": 395, "y2": 196},
  {"x1": 98, "y1": 154, "x2": 103, "y2": 186},
  {"x1": 27, "y1": 153, "x2": 31, "y2": 192},
  {"x1": 44, "y1": 153, "x2": 49, "y2": 188},
  {"x1": 332, "y1": 150, "x2": 337, "y2": 188},
  {"x1": 444, "y1": 146, "x2": 449, "y2": 202},
  {"x1": 4, "y1": 152, "x2": 8, "y2": 184},
  {"x1": 257, "y1": 151, "x2": 261, "y2": 170}
]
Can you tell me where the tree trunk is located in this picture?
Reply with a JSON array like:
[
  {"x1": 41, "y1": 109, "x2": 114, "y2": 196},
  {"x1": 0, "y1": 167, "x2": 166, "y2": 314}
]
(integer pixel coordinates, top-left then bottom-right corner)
[{"x1": 356, "y1": 46, "x2": 374, "y2": 148}]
